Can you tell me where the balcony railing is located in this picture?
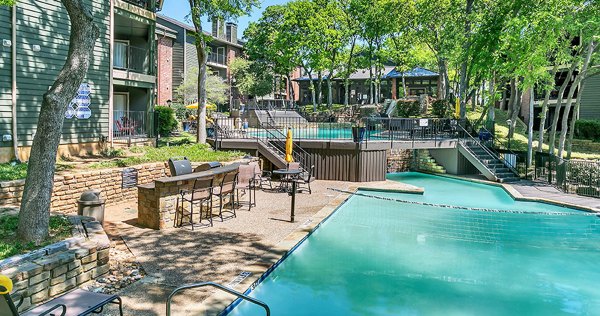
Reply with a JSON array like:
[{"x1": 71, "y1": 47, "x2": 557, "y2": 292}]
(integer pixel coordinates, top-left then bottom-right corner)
[
  {"x1": 207, "y1": 53, "x2": 227, "y2": 66},
  {"x1": 113, "y1": 43, "x2": 149, "y2": 74},
  {"x1": 122, "y1": 0, "x2": 155, "y2": 11},
  {"x1": 113, "y1": 110, "x2": 155, "y2": 140}
]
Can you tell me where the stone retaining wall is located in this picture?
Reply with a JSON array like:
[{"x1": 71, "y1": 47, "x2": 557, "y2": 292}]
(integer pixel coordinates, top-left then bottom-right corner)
[
  {"x1": 387, "y1": 149, "x2": 412, "y2": 173},
  {"x1": 0, "y1": 162, "x2": 172, "y2": 213},
  {"x1": 0, "y1": 217, "x2": 110, "y2": 313}
]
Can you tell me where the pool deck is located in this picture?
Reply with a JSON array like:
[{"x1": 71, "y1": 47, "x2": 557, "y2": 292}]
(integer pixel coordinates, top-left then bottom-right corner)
[
  {"x1": 96, "y1": 174, "x2": 599, "y2": 315},
  {"x1": 99, "y1": 179, "x2": 419, "y2": 315}
]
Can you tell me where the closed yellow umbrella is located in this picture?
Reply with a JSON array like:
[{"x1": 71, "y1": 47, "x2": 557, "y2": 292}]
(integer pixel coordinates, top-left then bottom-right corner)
[
  {"x1": 455, "y1": 97, "x2": 461, "y2": 119},
  {"x1": 285, "y1": 128, "x2": 294, "y2": 164}
]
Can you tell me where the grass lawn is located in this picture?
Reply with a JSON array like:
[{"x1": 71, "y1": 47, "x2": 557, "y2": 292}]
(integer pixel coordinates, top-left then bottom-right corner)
[
  {"x1": 0, "y1": 215, "x2": 72, "y2": 260},
  {"x1": 467, "y1": 108, "x2": 600, "y2": 160},
  {"x1": 89, "y1": 143, "x2": 244, "y2": 169}
]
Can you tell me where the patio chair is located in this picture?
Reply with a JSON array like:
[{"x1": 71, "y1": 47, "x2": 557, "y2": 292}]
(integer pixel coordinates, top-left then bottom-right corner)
[
  {"x1": 212, "y1": 170, "x2": 238, "y2": 221},
  {"x1": 235, "y1": 165, "x2": 256, "y2": 211},
  {"x1": 296, "y1": 165, "x2": 315, "y2": 194},
  {"x1": 176, "y1": 176, "x2": 214, "y2": 229},
  {"x1": 250, "y1": 161, "x2": 272, "y2": 190},
  {"x1": 1, "y1": 286, "x2": 123, "y2": 316}
]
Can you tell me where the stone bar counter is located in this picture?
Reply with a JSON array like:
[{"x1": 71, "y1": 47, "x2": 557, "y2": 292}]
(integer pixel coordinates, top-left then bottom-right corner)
[{"x1": 137, "y1": 163, "x2": 241, "y2": 229}]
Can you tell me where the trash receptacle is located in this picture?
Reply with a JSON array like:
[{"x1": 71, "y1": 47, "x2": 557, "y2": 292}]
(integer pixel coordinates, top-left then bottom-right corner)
[{"x1": 78, "y1": 190, "x2": 106, "y2": 225}]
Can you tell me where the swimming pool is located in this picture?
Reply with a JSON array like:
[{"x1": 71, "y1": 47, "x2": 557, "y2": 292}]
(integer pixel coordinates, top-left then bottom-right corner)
[{"x1": 228, "y1": 172, "x2": 600, "y2": 315}]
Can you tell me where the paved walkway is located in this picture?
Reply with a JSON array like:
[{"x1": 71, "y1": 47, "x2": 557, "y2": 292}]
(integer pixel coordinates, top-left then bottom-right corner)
[{"x1": 509, "y1": 180, "x2": 600, "y2": 210}]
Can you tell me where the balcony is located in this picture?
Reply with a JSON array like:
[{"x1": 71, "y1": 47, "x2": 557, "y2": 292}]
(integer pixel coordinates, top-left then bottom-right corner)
[
  {"x1": 207, "y1": 53, "x2": 227, "y2": 66},
  {"x1": 114, "y1": 42, "x2": 149, "y2": 74},
  {"x1": 113, "y1": 110, "x2": 155, "y2": 141},
  {"x1": 122, "y1": 0, "x2": 156, "y2": 11}
]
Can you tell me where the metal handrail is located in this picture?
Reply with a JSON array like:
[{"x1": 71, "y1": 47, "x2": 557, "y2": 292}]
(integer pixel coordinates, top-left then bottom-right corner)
[
  {"x1": 259, "y1": 121, "x2": 309, "y2": 168},
  {"x1": 166, "y1": 282, "x2": 270, "y2": 316},
  {"x1": 458, "y1": 125, "x2": 520, "y2": 176}
]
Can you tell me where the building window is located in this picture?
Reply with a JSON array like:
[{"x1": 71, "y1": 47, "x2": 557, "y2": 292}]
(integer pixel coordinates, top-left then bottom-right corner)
[{"x1": 114, "y1": 40, "x2": 129, "y2": 69}]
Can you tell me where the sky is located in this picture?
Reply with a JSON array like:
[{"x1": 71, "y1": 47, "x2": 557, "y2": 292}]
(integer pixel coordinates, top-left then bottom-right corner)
[{"x1": 159, "y1": 0, "x2": 288, "y2": 39}]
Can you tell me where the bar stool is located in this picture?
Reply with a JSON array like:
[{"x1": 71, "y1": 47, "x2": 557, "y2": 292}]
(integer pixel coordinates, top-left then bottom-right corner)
[
  {"x1": 212, "y1": 170, "x2": 238, "y2": 221},
  {"x1": 176, "y1": 176, "x2": 213, "y2": 229}
]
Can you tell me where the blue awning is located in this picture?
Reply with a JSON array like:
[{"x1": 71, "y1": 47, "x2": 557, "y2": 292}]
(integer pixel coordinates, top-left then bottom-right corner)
[{"x1": 386, "y1": 67, "x2": 439, "y2": 78}]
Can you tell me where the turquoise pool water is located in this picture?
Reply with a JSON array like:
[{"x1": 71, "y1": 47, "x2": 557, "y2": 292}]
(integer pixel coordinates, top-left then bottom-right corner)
[
  {"x1": 229, "y1": 172, "x2": 600, "y2": 315},
  {"x1": 250, "y1": 128, "x2": 380, "y2": 140}
]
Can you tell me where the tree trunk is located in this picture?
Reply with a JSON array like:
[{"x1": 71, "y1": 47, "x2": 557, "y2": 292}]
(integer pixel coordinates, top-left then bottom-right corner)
[
  {"x1": 317, "y1": 72, "x2": 323, "y2": 106},
  {"x1": 368, "y1": 66, "x2": 373, "y2": 104},
  {"x1": 196, "y1": 57, "x2": 208, "y2": 143},
  {"x1": 307, "y1": 71, "x2": 316, "y2": 111},
  {"x1": 189, "y1": 3, "x2": 207, "y2": 144},
  {"x1": 567, "y1": 81, "x2": 585, "y2": 159},
  {"x1": 558, "y1": 40, "x2": 596, "y2": 158},
  {"x1": 401, "y1": 74, "x2": 407, "y2": 98},
  {"x1": 344, "y1": 78, "x2": 350, "y2": 106},
  {"x1": 548, "y1": 60, "x2": 578, "y2": 155},
  {"x1": 437, "y1": 57, "x2": 447, "y2": 99},
  {"x1": 286, "y1": 74, "x2": 295, "y2": 107},
  {"x1": 527, "y1": 87, "x2": 534, "y2": 167},
  {"x1": 17, "y1": 0, "x2": 99, "y2": 244},
  {"x1": 508, "y1": 79, "x2": 521, "y2": 140},
  {"x1": 537, "y1": 65, "x2": 559, "y2": 152},
  {"x1": 507, "y1": 78, "x2": 516, "y2": 119},
  {"x1": 458, "y1": 0, "x2": 474, "y2": 118},
  {"x1": 327, "y1": 76, "x2": 333, "y2": 108}
]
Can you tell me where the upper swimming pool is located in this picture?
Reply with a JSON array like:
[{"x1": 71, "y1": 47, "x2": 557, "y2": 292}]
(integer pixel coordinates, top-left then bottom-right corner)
[{"x1": 228, "y1": 172, "x2": 600, "y2": 315}]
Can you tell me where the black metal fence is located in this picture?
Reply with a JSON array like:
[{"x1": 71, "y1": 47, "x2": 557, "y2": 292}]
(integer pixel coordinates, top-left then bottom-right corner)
[
  {"x1": 113, "y1": 110, "x2": 155, "y2": 140},
  {"x1": 535, "y1": 152, "x2": 600, "y2": 198},
  {"x1": 214, "y1": 117, "x2": 460, "y2": 143}
]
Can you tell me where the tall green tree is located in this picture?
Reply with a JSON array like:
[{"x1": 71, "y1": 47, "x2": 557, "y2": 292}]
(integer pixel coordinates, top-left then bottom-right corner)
[
  {"x1": 186, "y1": 0, "x2": 259, "y2": 143},
  {"x1": 176, "y1": 68, "x2": 229, "y2": 105},
  {"x1": 229, "y1": 57, "x2": 274, "y2": 98},
  {"x1": 17, "y1": 0, "x2": 99, "y2": 243},
  {"x1": 244, "y1": 5, "x2": 302, "y2": 103}
]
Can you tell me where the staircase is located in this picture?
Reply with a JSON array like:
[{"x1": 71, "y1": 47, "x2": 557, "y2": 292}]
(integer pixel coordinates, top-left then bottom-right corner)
[
  {"x1": 254, "y1": 121, "x2": 310, "y2": 170},
  {"x1": 458, "y1": 140, "x2": 520, "y2": 183},
  {"x1": 415, "y1": 150, "x2": 446, "y2": 174}
]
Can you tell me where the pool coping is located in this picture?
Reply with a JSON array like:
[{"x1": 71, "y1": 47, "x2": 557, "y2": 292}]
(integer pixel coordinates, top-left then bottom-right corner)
[
  {"x1": 419, "y1": 171, "x2": 600, "y2": 213},
  {"x1": 201, "y1": 188, "x2": 357, "y2": 315}
]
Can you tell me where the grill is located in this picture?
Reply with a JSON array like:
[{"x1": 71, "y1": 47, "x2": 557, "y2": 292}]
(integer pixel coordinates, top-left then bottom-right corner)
[{"x1": 168, "y1": 157, "x2": 192, "y2": 176}]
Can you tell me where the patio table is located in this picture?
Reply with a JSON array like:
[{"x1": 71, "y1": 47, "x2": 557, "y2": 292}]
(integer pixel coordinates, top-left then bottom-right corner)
[{"x1": 273, "y1": 168, "x2": 302, "y2": 222}]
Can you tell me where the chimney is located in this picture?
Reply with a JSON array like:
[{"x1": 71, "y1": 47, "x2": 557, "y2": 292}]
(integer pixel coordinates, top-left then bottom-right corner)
[
  {"x1": 226, "y1": 22, "x2": 238, "y2": 44},
  {"x1": 211, "y1": 17, "x2": 225, "y2": 39}
]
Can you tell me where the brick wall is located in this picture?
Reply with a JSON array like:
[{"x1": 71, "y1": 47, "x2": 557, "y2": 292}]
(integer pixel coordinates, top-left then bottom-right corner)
[
  {"x1": 0, "y1": 162, "x2": 171, "y2": 213},
  {"x1": 157, "y1": 36, "x2": 174, "y2": 106},
  {"x1": 387, "y1": 149, "x2": 412, "y2": 173},
  {"x1": 0, "y1": 218, "x2": 110, "y2": 312}
]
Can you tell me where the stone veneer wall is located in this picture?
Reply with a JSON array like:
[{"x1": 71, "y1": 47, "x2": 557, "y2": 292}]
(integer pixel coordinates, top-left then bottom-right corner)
[
  {"x1": 0, "y1": 162, "x2": 173, "y2": 213},
  {"x1": 387, "y1": 149, "x2": 412, "y2": 173},
  {"x1": 0, "y1": 217, "x2": 110, "y2": 313}
]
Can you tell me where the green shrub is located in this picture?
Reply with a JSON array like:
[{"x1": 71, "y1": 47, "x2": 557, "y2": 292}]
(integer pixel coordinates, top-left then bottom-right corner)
[
  {"x1": 396, "y1": 101, "x2": 421, "y2": 117},
  {"x1": 155, "y1": 106, "x2": 178, "y2": 137},
  {"x1": 100, "y1": 147, "x2": 124, "y2": 158},
  {"x1": 575, "y1": 120, "x2": 600, "y2": 141},
  {"x1": 0, "y1": 163, "x2": 27, "y2": 181},
  {"x1": 171, "y1": 103, "x2": 193, "y2": 121},
  {"x1": 431, "y1": 99, "x2": 451, "y2": 118}
]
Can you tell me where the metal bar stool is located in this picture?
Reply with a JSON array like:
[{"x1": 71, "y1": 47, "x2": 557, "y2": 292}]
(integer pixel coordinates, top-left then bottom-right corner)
[{"x1": 176, "y1": 176, "x2": 214, "y2": 229}]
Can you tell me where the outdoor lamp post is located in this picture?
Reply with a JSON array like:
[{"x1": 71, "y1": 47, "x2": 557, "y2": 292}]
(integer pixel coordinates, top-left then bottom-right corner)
[{"x1": 506, "y1": 119, "x2": 512, "y2": 151}]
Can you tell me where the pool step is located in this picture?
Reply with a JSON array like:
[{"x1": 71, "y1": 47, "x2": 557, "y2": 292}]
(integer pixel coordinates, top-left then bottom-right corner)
[{"x1": 415, "y1": 150, "x2": 446, "y2": 174}]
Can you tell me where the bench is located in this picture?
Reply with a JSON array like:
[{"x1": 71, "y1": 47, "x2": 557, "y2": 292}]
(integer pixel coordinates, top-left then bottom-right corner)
[{"x1": 2, "y1": 287, "x2": 122, "y2": 316}]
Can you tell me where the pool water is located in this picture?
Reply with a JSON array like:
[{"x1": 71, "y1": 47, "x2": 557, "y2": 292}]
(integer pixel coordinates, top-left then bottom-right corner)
[
  {"x1": 229, "y1": 172, "x2": 600, "y2": 315},
  {"x1": 249, "y1": 128, "x2": 380, "y2": 140}
]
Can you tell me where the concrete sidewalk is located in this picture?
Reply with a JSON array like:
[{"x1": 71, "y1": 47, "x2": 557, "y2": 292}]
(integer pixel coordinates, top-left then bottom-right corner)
[{"x1": 509, "y1": 180, "x2": 600, "y2": 210}]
